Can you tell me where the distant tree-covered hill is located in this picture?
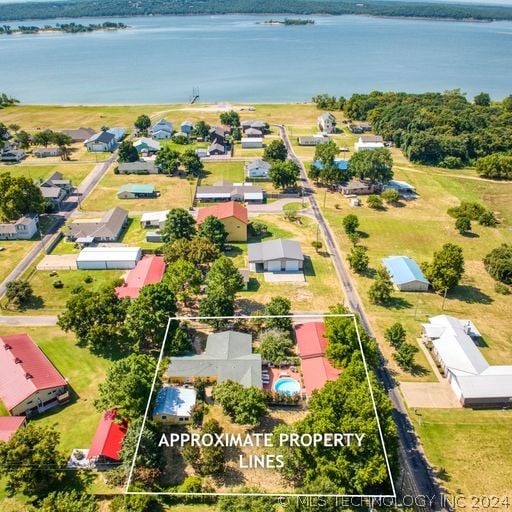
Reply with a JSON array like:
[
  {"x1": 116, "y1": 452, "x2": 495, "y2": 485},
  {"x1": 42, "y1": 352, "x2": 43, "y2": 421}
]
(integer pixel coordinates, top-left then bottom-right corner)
[{"x1": 1, "y1": 0, "x2": 512, "y2": 22}]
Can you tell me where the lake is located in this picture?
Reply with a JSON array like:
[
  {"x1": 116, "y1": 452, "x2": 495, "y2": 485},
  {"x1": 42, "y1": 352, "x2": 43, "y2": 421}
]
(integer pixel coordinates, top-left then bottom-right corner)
[{"x1": 0, "y1": 14, "x2": 511, "y2": 104}]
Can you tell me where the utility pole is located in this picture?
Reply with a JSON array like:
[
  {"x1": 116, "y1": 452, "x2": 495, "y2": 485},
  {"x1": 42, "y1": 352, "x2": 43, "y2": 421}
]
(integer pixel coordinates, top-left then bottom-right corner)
[{"x1": 441, "y1": 288, "x2": 448, "y2": 310}]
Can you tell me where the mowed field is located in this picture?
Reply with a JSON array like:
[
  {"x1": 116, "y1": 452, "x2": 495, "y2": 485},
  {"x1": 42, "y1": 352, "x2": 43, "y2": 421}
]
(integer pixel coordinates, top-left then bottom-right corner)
[
  {"x1": 321, "y1": 154, "x2": 512, "y2": 380},
  {"x1": 410, "y1": 408, "x2": 512, "y2": 499},
  {"x1": 81, "y1": 170, "x2": 195, "y2": 211}
]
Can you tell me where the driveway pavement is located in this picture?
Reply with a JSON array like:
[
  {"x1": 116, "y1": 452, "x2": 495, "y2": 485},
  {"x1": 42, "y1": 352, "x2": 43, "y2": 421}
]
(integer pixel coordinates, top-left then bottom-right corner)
[{"x1": 0, "y1": 315, "x2": 59, "y2": 326}]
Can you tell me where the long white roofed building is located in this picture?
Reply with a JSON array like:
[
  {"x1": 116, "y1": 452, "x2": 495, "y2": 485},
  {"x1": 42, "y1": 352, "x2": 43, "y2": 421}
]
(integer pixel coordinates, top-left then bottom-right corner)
[{"x1": 422, "y1": 315, "x2": 512, "y2": 408}]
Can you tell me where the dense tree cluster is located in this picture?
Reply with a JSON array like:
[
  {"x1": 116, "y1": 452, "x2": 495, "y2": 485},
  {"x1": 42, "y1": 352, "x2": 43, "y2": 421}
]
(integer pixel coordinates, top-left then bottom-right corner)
[
  {"x1": 274, "y1": 356, "x2": 398, "y2": 493},
  {"x1": 263, "y1": 139, "x2": 287, "y2": 162},
  {"x1": 212, "y1": 380, "x2": 267, "y2": 425},
  {"x1": 268, "y1": 160, "x2": 299, "y2": 190},
  {"x1": 0, "y1": 172, "x2": 45, "y2": 221},
  {"x1": 348, "y1": 147, "x2": 393, "y2": 183},
  {"x1": 483, "y1": 244, "x2": 512, "y2": 285},
  {"x1": 3, "y1": 0, "x2": 512, "y2": 23},
  {"x1": 312, "y1": 93, "x2": 345, "y2": 110},
  {"x1": 475, "y1": 154, "x2": 512, "y2": 180},
  {"x1": 344, "y1": 90, "x2": 512, "y2": 167}
]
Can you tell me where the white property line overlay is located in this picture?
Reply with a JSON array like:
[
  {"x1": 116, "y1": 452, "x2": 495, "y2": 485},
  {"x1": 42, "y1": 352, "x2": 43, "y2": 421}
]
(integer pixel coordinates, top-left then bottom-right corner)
[{"x1": 124, "y1": 313, "x2": 397, "y2": 498}]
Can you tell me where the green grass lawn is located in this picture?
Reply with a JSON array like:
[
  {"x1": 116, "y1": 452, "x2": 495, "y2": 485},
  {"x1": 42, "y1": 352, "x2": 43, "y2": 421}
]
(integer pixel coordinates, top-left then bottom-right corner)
[
  {"x1": 319, "y1": 150, "x2": 512, "y2": 381},
  {"x1": 0, "y1": 162, "x2": 94, "y2": 186},
  {"x1": 410, "y1": 408, "x2": 512, "y2": 498},
  {"x1": 118, "y1": 216, "x2": 162, "y2": 249},
  {"x1": 81, "y1": 169, "x2": 194, "y2": 211},
  {"x1": 0, "y1": 240, "x2": 38, "y2": 282},
  {"x1": 21, "y1": 269, "x2": 123, "y2": 313},
  {"x1": 200, "y1": 161, "x2": 245, "y2": 185}
]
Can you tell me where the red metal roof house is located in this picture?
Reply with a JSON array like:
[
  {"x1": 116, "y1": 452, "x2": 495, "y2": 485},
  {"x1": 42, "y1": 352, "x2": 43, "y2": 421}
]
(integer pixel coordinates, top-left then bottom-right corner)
[
  {"x1": 87, "y1": 409, "x2": 127, "y2": 467},
  {"x1": 0, "y1": 416, "x2": 26, "y2": 442},
  {"x1": 0, "y1": 334, "x2": 69, "y2": 416},
  {"x1": 115, "y1": 255, "x2": 166, "y2": 299},
  {"x1": 295, "y1": 322, "x2": 340, "y2": 397}
]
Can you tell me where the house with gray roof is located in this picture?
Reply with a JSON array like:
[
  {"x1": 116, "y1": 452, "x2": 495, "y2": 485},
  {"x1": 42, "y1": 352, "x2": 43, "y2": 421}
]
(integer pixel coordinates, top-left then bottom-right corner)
[
  {"x1": 297, "y1": 135, "x2": 329, "y2": 146},
  {"x1": 317, "y1": 112, "x2": 337, "y2": 134},
  {"x1": 66, "y1": 207, "x2": 128, "y2": 242},
  {"x1": 39, "y1": 171, "x2": 72, "y2": 208},
  {"x1": 150, "y1": 119, "x2": 173, "y2": 140},
  {"x1": 248, "y1": 239, "x2": 304, "y2": 272},
  {"x1": 209, "y1": 126, "x2": 228, "y2": 145},
  {"x1": 196, "y1": 181, "x2": 263, "y2": 203},
  {"x1": 166, "y1": 331, "x2": 262, "y2": 388},
  {"x1": 207, "y1": 142, "x2": 225, "y2": 156},
  {"x1": 180, "y1": 120, "x2": 194, "y2": 134},
  {"x1": 117, "y1": 183, "x2": 156, "y2": 199},
  {"x1": 133, "y1": 137, "x2": 161, "y2": 155},
  {"x1": 245, "y1": 159, "x2": 271, "y2": 179},
  {"x1": 84, "y1": 131, "x2": 116, "y2": 152},
  {"x1": 33, "y1": 147, "x2": 61, "y2": 158},
  {"x1": 0, "y1": 148, "x2": 25, "y2": 162},
  {"x1": 61, "y1": 127, "x2": 95, "y2": 142},
  {"x1": 0, "y1": 214, "x2": 39, "y2": 240}
]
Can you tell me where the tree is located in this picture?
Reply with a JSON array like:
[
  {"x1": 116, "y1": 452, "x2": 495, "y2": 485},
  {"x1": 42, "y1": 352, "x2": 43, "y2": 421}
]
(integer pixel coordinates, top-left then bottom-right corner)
[
  {"x1": 0, "y1": 424, "x2": 65, "y2": 498},
  {"x1": 164, "y1": 258, "x2": 202, "y2": 306},
  {"x1": 219, "y1": 110, "x2": 240, "y2": 127},
  {"x1": 94, "y1": 353, "x2": 157, "y2": 421},
  {"x1": 455, "y1": 215, "x2": 471, "y2": 234},
  {"x1": 168, "y1": 326, "x2": 193, "y2": 356},
  {"x1": 155, "y1": 146, "x2": 180, "y2": 175},
  {"x1": 125, "y1": 282, "x2": 177, "y2": 351},
  {"x1": 40, "y1": 491, "x2": 98, "y2": 512},
  {"x1": 31, "y1": 129, "x2": 53, "y2": 147},
  {"x1": 120, "y1": 417, "x2": 161, "y2": 473},
  {"x1": 205, "y1": 256, "x2": 244, "y2": 297},
  {"x1": 199, "y1": 419, "x2": 226, "y2": 475},
  {"x1": 342, "y1": 213, "x2": 359, "y2": 235},
  {"x1": 478, "y1": 210, "x2": 497, "y2": 227},
  {"x1": 57, "y1": 284, "x2": 129, "y2": 354},
  {"x1": 15, "y1": 130, "x2": 31, "y2": 150},
  {"x1": 483, "y1": 244, "x2": 512, "y2": 285},
  {"x1": 258, "y1": 328, "x2": 294, "y2": 365},
  {"x1": 314, "y1": 139, "x2": 339, "y2": 165},
  {"x1": 0, "y1": 173, "x2": 45, "y2": 221},
  {"x1": 264, "y1": 296, "x2": 292, "y2": 332},
  {"x1": 384, "y1": 322, "x2": 406, "y2": 349},
  {"x1": 475, "y1": 154, "x2": 512, "y2": 180},
  {"x1": 50, "y1": 132, "x2": 73, "y2": 160},
  {"x1": 366, "y1": 194, "x2": 383, "y2": 209},
  {"x1": 368, "y1": 266, "x2": 393, "y2": 305},
  {"x1": 110, "y1": 494, "x2": 161, "y2": 512},
  {"x1": 347, "y1": 245, "x2": 369, "y2": 273},
  {"x1": 268, "y1": 160, "x2": 299, "y2": 190},
  {"x1": 180, "y1": 148, "x2": 203, "y2": 176},
  {"x1": 381, "y1": 188, "x2": 400, "y2": 204},
  {"x1": 422, "y1": 243, "x2": 465, "y2": 293},
  {"x1": 263, "y1": 139, "x2": 287, "y2": 162},
  {"x1": 198, "y1": 215, "x2": 228, "y2": 249},
  {"x1": 118, "y1": 140, "x2": 139, "y2": 163},
  {"x1": 134, "y1": 114, "x2": 151, "y2": 133},
  {"x1": 212, "y1": 380, "x2": 267, "y2": 425},
  {"x1": 348, "y1": 148, "x2": 393, "y2": 183},
  {"x1": 474, "y1": 92, "x2": 491, "y2": 107},
  {"x1": 172, "y1": 133, "x2": 189, "y2": 145},
  {"x1": 162, "y1": 236, "x2": 220, "y2": 266},
  {"x1": 161, "y1": 208, "x2": 196, "y2": 243},
  {"x1": 5, "y1": 280, "x2": 33, "y2": 308},
  {"x1": 193, "y1": 120, "x2": 210, "y2": 139},
  {"x1": 199, "y1": 289, "x2": 235, "y2": 329},
  {"x1": 393, "y1": 342, "x2": 418, "y2": 372}
]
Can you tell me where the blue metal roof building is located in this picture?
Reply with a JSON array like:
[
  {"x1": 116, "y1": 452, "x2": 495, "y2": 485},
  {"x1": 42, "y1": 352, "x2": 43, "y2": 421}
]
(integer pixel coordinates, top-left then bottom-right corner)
[
  {"x1": 153, "y1": 386, "x2": 196, "y2": 425},
  {"x1": 382, "y1": 256, "x2": 430, "y2": 291},
  {"x1": 312, "y1": 159, "x2": 349, "y2": 171}
]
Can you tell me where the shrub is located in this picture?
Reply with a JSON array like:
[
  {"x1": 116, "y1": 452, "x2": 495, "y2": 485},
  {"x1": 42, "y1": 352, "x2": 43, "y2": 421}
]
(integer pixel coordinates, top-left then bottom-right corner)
[
  {"x1": 483, "y1": 244, "x2": 512, "y2": 285},
  {"x1": 495, "y1": 282, "x2": 511, "y2": 295},
  {"x1": 52, "y1": 280, "x2": 64, "y2": 289},
  {"x1": 366, "y1": 194, "x2": 384, "y2": 209},
  {"x1": 71, "y1": 285, "x2": 84, "y2": 294},
  {"x1": 447, "y1": 201, "x2": 486, "y2": 220},
  {"x1": 439, "y1": 156, "x2": 463, "y2": 169},
  {"x1": 113, "y1": 167, "x2": 120, "y2": 174},
  {"x1": 83, "y1": 275, "x2": 93, "y2": 284},
  {"x1": 478, "y1": 210, "x2": 498, "y2": 227},
  {"x1": 381, "y1": 188, "x2": 400, "y2": 204}
]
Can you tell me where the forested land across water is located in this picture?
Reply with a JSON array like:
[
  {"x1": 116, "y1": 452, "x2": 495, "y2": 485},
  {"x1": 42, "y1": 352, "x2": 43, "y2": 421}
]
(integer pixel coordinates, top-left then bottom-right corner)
[
  {"x1": 338, "y1": 90, "x2": 512, "y2": 172},
  {"x1": 0, "y1": 22, "x2": 127, "y2": 35},
  {"x1": 1, "y1": 0, "x2": 512, "y2": 22}
]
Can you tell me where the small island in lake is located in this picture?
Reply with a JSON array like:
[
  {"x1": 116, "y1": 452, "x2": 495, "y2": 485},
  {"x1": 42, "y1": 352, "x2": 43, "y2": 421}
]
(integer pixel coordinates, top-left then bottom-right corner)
[
  {"x1": 0, "y1": 22, "x2": 127, "y2": 36},
  {"x1": 258, "y1": 18, "x2": 315, "y2": 26}
]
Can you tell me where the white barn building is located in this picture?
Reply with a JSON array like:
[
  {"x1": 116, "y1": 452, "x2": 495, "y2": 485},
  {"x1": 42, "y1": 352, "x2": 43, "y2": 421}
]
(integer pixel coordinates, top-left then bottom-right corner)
[{"x1": 76, "y1": 247, "x2": 142, "y2": 270}]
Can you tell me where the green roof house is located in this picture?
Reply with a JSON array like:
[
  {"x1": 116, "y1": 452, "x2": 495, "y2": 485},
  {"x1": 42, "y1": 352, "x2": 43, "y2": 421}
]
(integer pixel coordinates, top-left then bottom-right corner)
[{"x1": 117, "y1": 183, "x2": 157, "y2": 199}]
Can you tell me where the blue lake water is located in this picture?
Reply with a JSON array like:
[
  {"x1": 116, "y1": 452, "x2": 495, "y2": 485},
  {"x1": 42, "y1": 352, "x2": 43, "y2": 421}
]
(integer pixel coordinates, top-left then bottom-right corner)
[{"x1": 0, "y1": 14, "x2": 511, "y2": 104}]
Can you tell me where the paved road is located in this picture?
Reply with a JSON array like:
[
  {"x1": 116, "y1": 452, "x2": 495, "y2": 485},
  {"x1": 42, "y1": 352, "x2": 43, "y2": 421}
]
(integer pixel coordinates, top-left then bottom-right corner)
[
  {"x1": 0, "y1": 315, "x2": 59, "y2": 326},
  {"x1": 0, "y1": 155, "x2": 115, "y2": 299},
  {"x1": 277, "y1": 123, "x2": 448, "y2": 511}
]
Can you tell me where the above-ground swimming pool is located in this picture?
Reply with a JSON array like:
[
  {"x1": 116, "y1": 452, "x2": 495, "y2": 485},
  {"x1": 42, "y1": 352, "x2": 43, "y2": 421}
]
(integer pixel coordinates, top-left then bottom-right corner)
[{"x1": 273, "y1": 377, "x2": 301, "y2": 395}]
